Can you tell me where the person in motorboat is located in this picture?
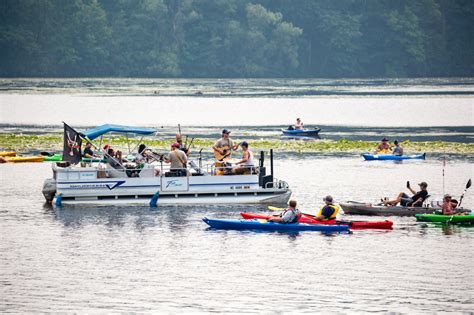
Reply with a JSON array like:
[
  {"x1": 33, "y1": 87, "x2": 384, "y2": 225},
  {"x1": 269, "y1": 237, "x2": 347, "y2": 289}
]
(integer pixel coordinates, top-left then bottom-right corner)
[
  {"x1": 232, "y1": 141, "x2": 254, "y2": 175},
  {"x1": 213, "y1": 129, "x2": 238, "y2": 160},
  {"x1": 163, "y1": 142, "x2": 189, "y2": 176},
  {"x1": 392, "y1": 140, "x2": 404, "y2": 156},
  {"x1": 294, "y1": 118, "x2": 304, "y2": 130},
  {"x1": 176, "y1": 134, "x2": 190, "y2": 156},
  {"x1": 314, "y1": 195, "x2": 339, "y2": 220},
  {"x1": 382, "y1": 181, "x2": 429, "y2": 207},
  {"x1": 267, "y1": 200, "x2": 301, "y2": 223},
  {"x1": 376, "y1": 137, "x2": 392, "y2": 153}
]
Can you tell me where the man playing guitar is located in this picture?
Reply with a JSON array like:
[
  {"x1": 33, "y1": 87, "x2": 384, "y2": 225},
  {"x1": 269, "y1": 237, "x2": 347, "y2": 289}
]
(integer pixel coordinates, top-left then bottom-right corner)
[{"x1": 213, "y1": 129, "x2": 239, "y2": 161}]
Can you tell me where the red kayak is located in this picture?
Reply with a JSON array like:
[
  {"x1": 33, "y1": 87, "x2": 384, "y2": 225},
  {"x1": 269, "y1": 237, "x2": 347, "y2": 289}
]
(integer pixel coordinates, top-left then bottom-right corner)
[{"x1": 240, "y1": 212, "x2": 393, "y2": 230}]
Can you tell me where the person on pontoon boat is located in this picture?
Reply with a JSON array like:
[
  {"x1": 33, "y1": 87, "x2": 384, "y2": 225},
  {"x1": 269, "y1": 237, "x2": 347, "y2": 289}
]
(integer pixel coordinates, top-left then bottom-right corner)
[
  {"x1": 392, "y1": 140, "x2": 404, "y2": 156},
  {"x1": 267, "y1": 200, "x2": 301, "y2": 223},
  {"x1": 232, "y1": 141, "x2": 254, "y2": 175},
  {"x1": 314, "y1": 195, "x2": 340, "y2": 220},
  {"x1": 83, "y1": 142, "x2": 97, "y2": 158},
  {"x1": 382, "y1": 181, "x2": 429, "y2": 207},
  {"x1": 175, "y1": 134, "x2": 190, "y2": 156},
  {"x1": 376, "y1": 137, "x2": 392, "y2": 153},
  {"x1": 213, "y1": 129, "x2": 238, "y2": 161},
  {"x1": 135, "y1": 144, "x2": 151, "y2": 164},
  {"x1": 163, "y1": 142, "x2": 189, "y2": 176}
]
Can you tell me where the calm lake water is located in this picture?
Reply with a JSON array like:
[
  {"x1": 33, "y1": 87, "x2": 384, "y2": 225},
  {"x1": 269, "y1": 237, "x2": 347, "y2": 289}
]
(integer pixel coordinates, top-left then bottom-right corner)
[{"x1": 1, "y1": 78, "x2": 473, "y2": 312}]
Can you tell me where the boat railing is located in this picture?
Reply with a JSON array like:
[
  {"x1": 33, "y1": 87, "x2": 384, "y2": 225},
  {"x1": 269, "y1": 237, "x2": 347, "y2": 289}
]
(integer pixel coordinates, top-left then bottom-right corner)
[
  {"x1": 265, "y1": 179, "x2": 289, "y2": 189},
  {"x1": 207, "y1": 163, "x2": 259, "y2": 176}
]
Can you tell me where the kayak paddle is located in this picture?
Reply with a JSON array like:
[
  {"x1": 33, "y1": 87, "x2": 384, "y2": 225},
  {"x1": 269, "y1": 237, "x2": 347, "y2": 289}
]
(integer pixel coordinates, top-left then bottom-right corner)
[
  {"x1": 458, "y1": 178, "x2": 472, "y2": 207},
  {"x1": 268, "y1": 206, "x2": 284, "y2": 211}
]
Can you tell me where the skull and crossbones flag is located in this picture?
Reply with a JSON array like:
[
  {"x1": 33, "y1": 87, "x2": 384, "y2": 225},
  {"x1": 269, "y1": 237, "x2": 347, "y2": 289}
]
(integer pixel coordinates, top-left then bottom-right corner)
[{"x1": 62, "y1": 122, "x2": 82, "y2": 164}]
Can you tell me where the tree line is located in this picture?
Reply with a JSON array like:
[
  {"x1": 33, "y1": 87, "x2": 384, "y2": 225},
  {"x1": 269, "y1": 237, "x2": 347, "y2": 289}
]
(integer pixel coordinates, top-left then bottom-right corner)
[{"x1": 0, "y1": 0, "x2": 473, "y2": 77}]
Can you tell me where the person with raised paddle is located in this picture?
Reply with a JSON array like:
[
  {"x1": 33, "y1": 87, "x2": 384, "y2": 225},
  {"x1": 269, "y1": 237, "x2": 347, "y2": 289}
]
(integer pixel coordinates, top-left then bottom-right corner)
[
  {"x1": 213, "y1": 129, "x2": 238, "y2": 161},
  {"x1": 314, "y1": 195, "x2": 340, "y2": 220},
  {"x1": 267, "y1": 200, "x2": 301, "y2": 223},
  {"x1": 382, "y1": 181, "x2": 429, "y2": 207},
  {"x1": 163, "y1": 142, "x2": 189, "y2": 177}
]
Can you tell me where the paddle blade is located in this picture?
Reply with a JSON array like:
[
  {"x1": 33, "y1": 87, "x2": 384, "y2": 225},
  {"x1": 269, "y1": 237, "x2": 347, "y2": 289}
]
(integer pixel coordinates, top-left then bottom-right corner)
[
  {"x1": 268, "y1": 206, "x2": 284, "y2": 211},
  {"x1": 466, "y1": 179, "x2": 472, "y2": 189}
]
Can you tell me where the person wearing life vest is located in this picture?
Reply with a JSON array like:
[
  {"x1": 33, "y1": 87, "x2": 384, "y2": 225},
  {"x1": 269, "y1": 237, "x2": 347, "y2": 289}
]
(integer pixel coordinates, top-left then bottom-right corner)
[
  {"x1": 315, "y1": 195, "x2": 339, "y2": 220},
  {"x1": 267, "y1": 200, "x2": 301, "y2": 224}
]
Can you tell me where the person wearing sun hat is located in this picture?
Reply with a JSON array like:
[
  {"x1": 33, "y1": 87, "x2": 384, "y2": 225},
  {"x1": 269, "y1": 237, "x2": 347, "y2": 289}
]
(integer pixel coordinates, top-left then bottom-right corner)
[
  {"x1": 382, "y1": 181, "x2": 429, "y2": 207},
  {"x1": 314, "y1": 195, "x2": 340, "y2": 221},
  {"x1": 376, "y1": 137, "x2": 392, "y2": 153}
]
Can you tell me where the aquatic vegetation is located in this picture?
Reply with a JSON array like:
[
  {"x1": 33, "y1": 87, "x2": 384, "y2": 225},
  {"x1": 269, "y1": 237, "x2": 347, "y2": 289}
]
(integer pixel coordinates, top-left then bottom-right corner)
[{"x1": 1, "y1": 134, "x2": 473, "y2": 155}]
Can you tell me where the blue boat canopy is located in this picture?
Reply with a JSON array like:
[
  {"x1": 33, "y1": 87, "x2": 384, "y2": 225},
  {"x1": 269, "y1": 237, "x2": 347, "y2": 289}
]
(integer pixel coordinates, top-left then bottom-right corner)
[{"x1": 82, "y1": 124, "x2": 157, "y2": 140}]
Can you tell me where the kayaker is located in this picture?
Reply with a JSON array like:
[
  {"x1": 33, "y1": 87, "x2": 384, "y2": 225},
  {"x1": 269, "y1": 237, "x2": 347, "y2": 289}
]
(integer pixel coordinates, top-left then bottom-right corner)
[
  {"x1": 382, "y1": 181, "x2": 429, "y2": 207},
  {"x1": 376, "y1": 137, "x2": 391, "y2": 153},
  {"x1": 213, "y1": 129, "x2": 238, "y2": 161},
  {"x1": 233, "y1": 141, "x2": 254, "y2": 175},
  {"x1": 314, "y1": 195, "x2": 339, "y2": 220},
  {"x1": 441, "y1": 194, "x2": 456, "y2": 215},
  {"x1": 295, "y1": 118, "x2": 304, "y2": 130},
  {"x1": 392, "y1": 140, "x2": 403, "y2": 156},
  {"x1": 267, "y1": 200, "x2": 301, "y2": 223}
]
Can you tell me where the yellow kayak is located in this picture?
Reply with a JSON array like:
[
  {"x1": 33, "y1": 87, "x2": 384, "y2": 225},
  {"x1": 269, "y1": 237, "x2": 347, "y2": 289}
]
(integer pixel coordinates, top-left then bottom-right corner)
[
  {"x1": 0, "y1": 151, "x2": 16, "y2": 157},
  {"x1": 5, "y1": 156, "x2": 45, "y2": 163}
]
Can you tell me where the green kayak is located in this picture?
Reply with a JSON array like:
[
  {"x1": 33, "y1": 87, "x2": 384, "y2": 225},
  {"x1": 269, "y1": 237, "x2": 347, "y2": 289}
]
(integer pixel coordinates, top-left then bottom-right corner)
[
  {"x1": 43, "y1": 154, "x2": 106, "y2": 163},
  {"x1": 415, "y1": 213, "x2": 474, "y2": 224},
  {"x1": 43, "y1": 154, "x2": 62, "y2": 162}
]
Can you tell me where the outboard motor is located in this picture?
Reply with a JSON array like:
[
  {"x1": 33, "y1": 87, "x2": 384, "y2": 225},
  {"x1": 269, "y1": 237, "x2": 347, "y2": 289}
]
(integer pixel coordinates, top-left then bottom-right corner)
[
  {"x1": 258, "y1": 150, "x2": 274, "y2": 188},
  {"x1": 42, "y1": 178, "x2": 56, "y2": 203}
]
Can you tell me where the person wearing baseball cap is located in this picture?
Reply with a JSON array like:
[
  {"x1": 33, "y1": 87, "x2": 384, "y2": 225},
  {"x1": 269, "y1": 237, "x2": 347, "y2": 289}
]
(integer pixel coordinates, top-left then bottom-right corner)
[
  {"x1": 314, "y1": 195, "x2": 340, "y2": 220},
  {"x1": 163, "y1": 142, "x2": 189, "y2": 176},
  {"x1": 382, "y1": 181, "x2": 429, "y2": 207},
  {"x1": 213, "y1": 129, "x2": 239, "y2": 161}
]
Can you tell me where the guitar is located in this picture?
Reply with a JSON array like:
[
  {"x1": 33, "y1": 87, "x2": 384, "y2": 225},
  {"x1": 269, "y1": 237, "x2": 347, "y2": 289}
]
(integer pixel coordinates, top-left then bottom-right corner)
[{"x1": 214, "y1": 145, "x2": 231, "y2": 161}]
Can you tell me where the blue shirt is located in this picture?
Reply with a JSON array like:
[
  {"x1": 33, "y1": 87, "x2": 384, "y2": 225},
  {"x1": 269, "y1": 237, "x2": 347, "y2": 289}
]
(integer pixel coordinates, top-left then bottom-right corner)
[{"x1": 321, "y1": 205, "x2": 336, "y2": 219}]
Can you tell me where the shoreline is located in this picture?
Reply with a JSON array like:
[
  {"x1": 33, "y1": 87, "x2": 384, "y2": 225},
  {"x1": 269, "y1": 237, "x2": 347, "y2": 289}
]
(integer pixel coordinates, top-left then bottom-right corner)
[{"x1": 1, "y1": 134, "x2": 473, "y2": 155}]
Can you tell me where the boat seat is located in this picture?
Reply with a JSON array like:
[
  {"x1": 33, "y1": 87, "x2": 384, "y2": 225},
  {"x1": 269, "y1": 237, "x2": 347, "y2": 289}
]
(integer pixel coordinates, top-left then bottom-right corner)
[{"x1": 106, "y1": 165, "x2": 126, "y2": 178}]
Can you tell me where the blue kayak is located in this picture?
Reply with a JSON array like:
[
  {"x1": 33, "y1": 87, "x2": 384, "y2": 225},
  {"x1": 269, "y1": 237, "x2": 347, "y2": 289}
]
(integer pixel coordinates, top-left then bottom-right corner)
[
  {"x1": 202, "y1": 218, "x2": 349, "y2": 232},
  {"x1": 362, "y1": 153, "x2": 426, "y2": 161},
  {"x1": 281, "y1": 128, "x2": 321, "y2": 137}
]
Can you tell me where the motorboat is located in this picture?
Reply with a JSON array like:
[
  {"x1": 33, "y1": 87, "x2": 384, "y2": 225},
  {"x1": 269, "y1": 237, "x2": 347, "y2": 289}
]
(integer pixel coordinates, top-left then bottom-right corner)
[
  {"x1": 42, "y1": 124, "x2": 291, "y2": 207},
  {"x1": 281, "y1": 128, "x2": 321, "y2": 137}
]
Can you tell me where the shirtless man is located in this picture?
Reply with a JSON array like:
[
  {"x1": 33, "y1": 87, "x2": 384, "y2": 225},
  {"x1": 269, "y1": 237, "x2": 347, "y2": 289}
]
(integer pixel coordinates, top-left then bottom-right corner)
[{"x1": 295, "y1": 118, "x2": 304, "y2": 130}]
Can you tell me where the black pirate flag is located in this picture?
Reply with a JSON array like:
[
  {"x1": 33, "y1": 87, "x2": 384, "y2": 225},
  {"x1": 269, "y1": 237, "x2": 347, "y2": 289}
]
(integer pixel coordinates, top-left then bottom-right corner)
[{"x1": 62, "y1": 123, "x2": 82, "y2": 164}]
